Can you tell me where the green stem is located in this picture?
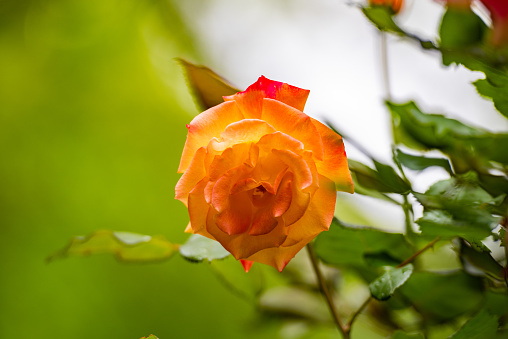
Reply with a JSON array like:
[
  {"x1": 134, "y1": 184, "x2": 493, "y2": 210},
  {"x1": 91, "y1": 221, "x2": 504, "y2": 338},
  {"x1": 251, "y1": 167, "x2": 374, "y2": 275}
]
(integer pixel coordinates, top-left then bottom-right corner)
[
  {"x1": 346, "y1": 296, "x2": 372, "y2": 332},
  {"x1": 380, "y1": 31, "x2": 392, "y2": 101},
  {"x1": 396, "y1": 236, "x2": 441, "y2": 268},
  {"x1": 307, "y1": 244, "x2": 349, "y2": 339},
  {"x1": 402, "y1": 194, "x2": 416, "y2": 239}
]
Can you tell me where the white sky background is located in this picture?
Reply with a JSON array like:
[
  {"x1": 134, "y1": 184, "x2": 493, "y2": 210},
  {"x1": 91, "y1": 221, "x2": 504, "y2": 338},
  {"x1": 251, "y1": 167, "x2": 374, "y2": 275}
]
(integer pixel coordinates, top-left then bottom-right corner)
[{"x1": 174, "y1": 0, "x2": 508, "y2": 231}]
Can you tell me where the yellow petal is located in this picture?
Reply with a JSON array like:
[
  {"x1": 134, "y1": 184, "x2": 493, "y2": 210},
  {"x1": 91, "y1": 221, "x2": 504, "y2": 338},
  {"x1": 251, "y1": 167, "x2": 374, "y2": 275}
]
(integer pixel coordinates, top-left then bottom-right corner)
[
  {"x1": 178, "y1": 101, "x2": 244, "y2": 173},
  {"x1": 261, "y1": 99, "x2": 324, "y2": 161},
  {"x1": 311, "y1": 118, "x2": 354, "y2": 193},
  {"x1": 175, "y1": 147, "x2": 207, "y2": 205}
]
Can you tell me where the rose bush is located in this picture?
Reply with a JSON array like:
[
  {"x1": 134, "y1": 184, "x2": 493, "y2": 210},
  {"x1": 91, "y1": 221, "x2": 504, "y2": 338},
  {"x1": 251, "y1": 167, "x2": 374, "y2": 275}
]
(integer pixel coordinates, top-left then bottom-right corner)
[{"x1": 176, "y1": 76, "x2": 353, "y2": 271}]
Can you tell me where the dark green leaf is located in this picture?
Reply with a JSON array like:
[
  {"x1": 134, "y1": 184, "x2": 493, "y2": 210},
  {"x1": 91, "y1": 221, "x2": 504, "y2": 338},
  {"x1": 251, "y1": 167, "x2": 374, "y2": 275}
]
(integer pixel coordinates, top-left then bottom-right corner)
[
  {"x1": 394, "y1": 149, "x2": 453, "y2": 174},
  {"x1": 448, "y1": 310, "x2": 498, "y2": 339},
  {"x1": 414, "y1": 173, "x2": 501, "y2": 241},
  {"x1": 361, "y1": 6, "x2": 404, "y2": 34},
  {"x1": 390, "y1": 330, "x2": 425, "y2": 339},
  {"x1": 314, "y1": 218, "x2": 413, "y2": 269},
  {"x1": 387, "y1": 101, "x2": 483, "y2": 151},
  {"x1": 178, "y1": 58, "x2": 240, "y2": 110},
  {"x1": 179, "y1": 234, "x2": 230, "y2": 262},
  {"x1": 349, "y1": 159, "x2": 410, "y2": 194},
  {"x1": 439, "y1": 8, "x2": 486, "y2": 50},
  {"x1": 459, "y1": 239, "x2": 504, "y2": 280},
  {"x1": 417, "y1": 209, "x2": 495, "y2": 240},
  {"x1": 474, "y1": 77, "x2": 508, "y2": 119},
  {"x1": 369, "y1": 264, "x2": 413, "y2": 301},
  {"x1": 363, "y1": 252, "x2": 402, "y2": 267},
  {"x1": 400, "y1": 271, "x2": 484, "y2": 320},
  {"x1": 484, "y1": 291, "x2": 508, "y2": 317},
  {"x1": 48, "y1": 230, "x2": 179, "y2": 263}
]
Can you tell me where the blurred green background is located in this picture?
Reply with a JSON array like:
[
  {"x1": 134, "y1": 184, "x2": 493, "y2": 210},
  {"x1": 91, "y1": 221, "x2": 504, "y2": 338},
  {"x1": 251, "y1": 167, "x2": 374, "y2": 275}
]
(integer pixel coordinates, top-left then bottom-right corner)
[{"x1": 0, "y1": 0, "x2": 273, "y2": 338}]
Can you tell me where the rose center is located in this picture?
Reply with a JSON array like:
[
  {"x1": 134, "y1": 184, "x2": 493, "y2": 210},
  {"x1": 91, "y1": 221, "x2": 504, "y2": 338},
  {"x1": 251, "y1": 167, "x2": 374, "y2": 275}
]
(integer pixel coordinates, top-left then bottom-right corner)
[{"x1": 251, "y1": 185, "x2": 273, "y2": 207}]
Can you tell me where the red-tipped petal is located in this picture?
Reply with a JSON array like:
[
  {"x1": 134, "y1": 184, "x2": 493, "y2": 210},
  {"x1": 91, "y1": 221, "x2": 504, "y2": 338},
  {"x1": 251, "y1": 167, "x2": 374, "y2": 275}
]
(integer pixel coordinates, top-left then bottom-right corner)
[
  {"x1": 224, "y1": 76, "x2": 310, "y2": 119},
  {"x1": 311, "y1": 118, "x2": 354, "y2": 193},
  {"x1": 240, "y1": 260, "x2": 254, "y2": 272}
]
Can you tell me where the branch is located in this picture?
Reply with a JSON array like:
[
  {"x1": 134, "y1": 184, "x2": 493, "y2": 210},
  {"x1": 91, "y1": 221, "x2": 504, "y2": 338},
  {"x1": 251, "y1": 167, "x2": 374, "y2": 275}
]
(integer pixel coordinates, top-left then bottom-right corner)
[
  {"x1": 397, "y1": 236, "x2": 441, "y2": 268},
  {"x1": 307, "y1": 244, "x2": 349, "y2": 339}
]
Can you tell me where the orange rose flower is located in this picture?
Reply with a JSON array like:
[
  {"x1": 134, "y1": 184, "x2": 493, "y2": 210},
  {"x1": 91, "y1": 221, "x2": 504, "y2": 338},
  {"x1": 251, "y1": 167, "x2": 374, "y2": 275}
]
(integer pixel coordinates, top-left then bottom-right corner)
[
  {"x1": 369, "y1": 0, "x2": 403, "y2": 14},
  {"x1": 176, "y1": 76, "x2": 353, "y2": 272}
]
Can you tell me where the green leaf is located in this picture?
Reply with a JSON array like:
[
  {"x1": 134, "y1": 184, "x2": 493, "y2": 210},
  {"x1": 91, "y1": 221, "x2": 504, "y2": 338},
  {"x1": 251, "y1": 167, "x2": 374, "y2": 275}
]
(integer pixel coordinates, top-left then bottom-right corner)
[
  {"x1": 179, "y1": 234, "x2": 230, "y2": 262},
  {"x1": 369, "y1": 264, "x2": 414, "y2": 301},
  {"x1": 448, "y1": 310, "x2": 498, "y2": 339},
  {"x1": 387, "y1": 101, "x2": 483, "y2": 151},
  {"x1": 390, "y1": 330, "x2": 425, "y2": 339},
  {"x1": 414, "y1": 173, "x2": 501, "y2": 241},
  {"x1": 178, "y1": 58, "x2": 240, "y2": 110},
  {"x1": 474, "y1": 76, "x2": 508, "y2": 119},
  {"x1": 394, "y1": 149, "x2": 453, "y2": 174},
  {"x1": 363, "y1": 252, "x2": 402, "y2": 267},
  {"x1": 459, "y1": 239, "x2": 504, "y2": 280},
  {"x1": 400, "y1": 271, "x2": 484, "y2": 321},
  {"x1": 439, "y1": 8, "x2": 486, "y2": 50},
  {"x1": 349, "y1": 159, "x2": 410, "y2": 194},
  {"x1": 314, "y1": 218, "x2": 413, "y2": 269},
  {"x1": 417, "y1": 209, "x2": 496, "y2": 240},
  {"x1": 48, "y1": 230, "x2": 179, "y2": 263},
  {"x1": 361, "y1": 6, "x2": 404, "y2": 34},
  {"x1": 484, "y1": 291, "x2": 508, "y2": 317}
]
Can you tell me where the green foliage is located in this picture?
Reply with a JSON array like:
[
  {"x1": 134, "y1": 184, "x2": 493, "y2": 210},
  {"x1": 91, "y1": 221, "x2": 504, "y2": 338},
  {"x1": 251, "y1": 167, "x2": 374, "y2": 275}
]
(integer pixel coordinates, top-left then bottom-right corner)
[
  {"x1": 439, "y1": 8, "x2": 486, "y2": 50},
  {"x1": 459, "y1": 239, "x2": 505, "y2": 281},
  {"x1": 414, "y1": 173, "x2": 501, "y2": 241},
  {"x1": 48, "y1": 230, "x2": 179, "y2": 263},
  {"x1": 448, "y1": 310, "x2": 498, "y2": 339},
  {"x1": 369, "y1": 264, "x2": 413, "y2": 301},
  {"x1": 178, "y1": 59, "x2": 240, "y2": 110},
  {"x1": 361, "y1": 6, "x2": 403, "y2": 34},
  {"x1": 389, "y1": 330, "x2": 424, "y2": 339},
  {"x1": 314, "y1": 218, "x2": 413, "y2": 269},
  {"x1": 179, "y1": 234, "x2": 231, "y2": 262},
  {"x1": 394, "y1": 149, "x2": 453, "y2": 174},
  {"x1": 348, "y1": 159, "x2": 410, "y2": 202},
  {"x1": 400, "y1": 271, "x2": 484, "y2": 320}
]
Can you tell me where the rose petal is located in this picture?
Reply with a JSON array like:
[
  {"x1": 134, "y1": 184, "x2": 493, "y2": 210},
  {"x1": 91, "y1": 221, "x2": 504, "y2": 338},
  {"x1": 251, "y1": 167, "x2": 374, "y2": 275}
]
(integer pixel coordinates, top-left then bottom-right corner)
[
  {"x1": 282, "y1": 174, "x2": 336, "y2": 247},
  {"x1": 224, "y1": 76, "x2": 310, "y2": 119},
  {"x1": 175, "y1": 147, "x2": 207, "y2": 205},
  {"x1": 214, "y1": 191, "x2": 253, "y2": 235},
  {"x1": 249, "y1": 207, "x2": 278, "y2": 235},
  {"x1": 240, "y1": 260, "x2": 254, "y2": 272},
  {"x1": 242, "y1": 240, "x2": 311, "y2": 272},
  {"x1": 207, "y1": 212, "x2": 288, "y2": 259},
  {"x1": 311, "y1": 118, "x2": 354, "y2": 193},
  {"x1": 261, "y1": 99, "x2": 324, "y2": 161},
  {"x1": 187, "y1": 179, "x2": 212, "y2": 235},
  {"x1": 208, "y1": 119, "x2": 276, "y2": 153},
  {"x1": 178, "y1": 101, "x2": 244, "y2": 173},
  {"x1": 208, "y1": 144, "x2": 252, "y2": 181},
  {"x1": 256, "y1": 131, "x2": 304, "y2": 154},
  {"x1": 272, "y1": 149, "x2": 313, "y2": 191},
  {"x1": 272, "y1": 175, "x2": 293, "y2": 218}
]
